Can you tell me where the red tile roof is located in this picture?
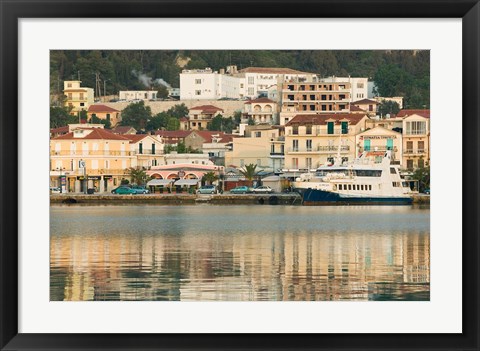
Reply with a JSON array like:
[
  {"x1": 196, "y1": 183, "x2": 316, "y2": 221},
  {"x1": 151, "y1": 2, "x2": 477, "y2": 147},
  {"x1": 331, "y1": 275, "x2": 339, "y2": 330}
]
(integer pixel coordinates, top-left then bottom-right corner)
[
  {"x1": 88, "y1": 104, "x2": 119, "y2": 113},
  {"x1": 122, "y1": 134, "x2": 152, "y2": 143},
  {"x1": 192, "y1": 131, "x2": 235, "y2": 143},
  {"x1": 244, "y1": 97, "x2": 276, "y2": 105},
  {"x1": 52, "y1": 128, "x2": 130, "y2": 141},
  {"x1": 112, "y1": 126, "x2": 137, "y2": 134},
  {"x1": 396, "y1": 109, "x2": 430, "y2": 118},
  {"x1": 285, "y1": 114, "x2": 368, "y2": 126},
  {"x1": 179, "y1": 117, "x2": 189, "y2": 122},
  {"x1": 189, "y1": 105, "x2": 224, "y2": 113},
  {"x1": 353, "y1": 99, "x2": 378, "y2": 105},
  {"x1": 349, "y1": 104, "x2": 366, "y2": 112},
  {"x1": 239, "y1": 67, "x2": 308, "y2": 75},
  {"x1": 50, "y1": 126, "x2": 69, "y2": 134},
  {"x1": 155, "y1": 130, "x2": 191, "y2": 138}
]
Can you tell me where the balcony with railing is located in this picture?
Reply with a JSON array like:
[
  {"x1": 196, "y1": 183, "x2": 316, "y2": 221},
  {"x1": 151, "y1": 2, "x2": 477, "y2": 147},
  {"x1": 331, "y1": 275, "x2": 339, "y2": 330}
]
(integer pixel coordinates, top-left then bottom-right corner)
[
  {"x1": 51, "y1": 150, "x2": 136, "y2": 156},
  {"x1": 404, "y1": 149, "x2": 426, "y2": 155},
  {"x1": 287, "y1": 145, "x2": 350, "y2": 153}
]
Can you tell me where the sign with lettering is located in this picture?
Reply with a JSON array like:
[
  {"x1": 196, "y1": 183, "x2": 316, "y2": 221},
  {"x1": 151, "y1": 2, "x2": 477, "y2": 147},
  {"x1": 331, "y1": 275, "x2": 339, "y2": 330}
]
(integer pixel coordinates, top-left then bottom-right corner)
[{"x1": 359, "y1": 135, "x2": 397, "y2": 140}]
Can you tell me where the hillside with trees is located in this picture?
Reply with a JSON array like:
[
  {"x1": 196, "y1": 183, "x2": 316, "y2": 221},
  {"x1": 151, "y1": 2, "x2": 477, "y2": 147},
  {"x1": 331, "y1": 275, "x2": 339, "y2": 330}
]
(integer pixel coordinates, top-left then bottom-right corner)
[{"x1": 50, "y1": 50, "x2": 429, "y2": 108}]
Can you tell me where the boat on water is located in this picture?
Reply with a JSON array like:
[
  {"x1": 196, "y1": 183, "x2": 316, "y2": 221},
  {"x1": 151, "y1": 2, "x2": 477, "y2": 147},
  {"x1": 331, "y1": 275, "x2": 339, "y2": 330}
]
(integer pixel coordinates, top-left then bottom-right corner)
[{"x1": 292, "y1": 149, "x2": 413, "y2": 205}]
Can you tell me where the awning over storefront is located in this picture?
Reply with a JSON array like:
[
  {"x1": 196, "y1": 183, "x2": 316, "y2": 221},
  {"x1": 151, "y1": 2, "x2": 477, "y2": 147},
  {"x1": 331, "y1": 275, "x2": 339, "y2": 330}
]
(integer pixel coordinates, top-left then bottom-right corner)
[
  {"x1": 174, "y1": 179, "x2": 200, "y2": 186},
  {"x1": 147, "y1": 179, "x2": 174, "y2": 186}
]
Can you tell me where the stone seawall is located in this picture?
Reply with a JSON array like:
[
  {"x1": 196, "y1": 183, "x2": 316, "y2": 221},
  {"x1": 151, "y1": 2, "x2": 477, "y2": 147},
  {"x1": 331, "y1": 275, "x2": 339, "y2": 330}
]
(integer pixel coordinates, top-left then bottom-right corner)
[
  {"x1": 50, "y1": 193, "x2": 428, "y2": 205},
  {"x1": 50, "y1": 194, "x2": 302, "y2": 206}
]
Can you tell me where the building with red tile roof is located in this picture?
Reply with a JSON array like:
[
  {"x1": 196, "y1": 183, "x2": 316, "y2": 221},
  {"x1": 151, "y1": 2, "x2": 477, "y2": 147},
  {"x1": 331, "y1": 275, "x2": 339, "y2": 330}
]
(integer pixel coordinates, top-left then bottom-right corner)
[
  {"x1": 396, "y1": 109, "x2": 430, "y2": 118},
  {"x1": 187, "y1": 105, "x2": 224, "y2": 130},
  {"x1": 243, "y1": 97, "x2": 278, "y2": 124},
  {"x1": 284, "y1": 113, "x2": 370, "y2": 169},
  {"x1": 87, "y1": 104, "x2": 121, "y2": 127},
  {"x1": 111, "y1": 125, "x2": 137, "y2": 135}
]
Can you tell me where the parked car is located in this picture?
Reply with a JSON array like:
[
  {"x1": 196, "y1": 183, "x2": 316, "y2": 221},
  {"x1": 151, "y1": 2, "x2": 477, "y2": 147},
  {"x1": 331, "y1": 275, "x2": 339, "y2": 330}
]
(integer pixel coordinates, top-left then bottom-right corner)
[
  {"x1": 50, "y1": 186, "x2": 61, "y2": 194},
  {"x1": 131, "y1": 185, "x2": 149, "y2": 194},
  {"x1": 230, "y1": 186, "x2": 250, "y2": 194},
  {"x1": 252, "y1": 185, "x2": 273, "y2": 194},
  {"x1": 197, "y1": 185, "x2": 217, "y2": 194},
  {"x1": 111, "y1": 186, "x2": 136, "y2": 195},
  {"x1": 423, "y1": 188, "x2": 430, "y2": 195}
]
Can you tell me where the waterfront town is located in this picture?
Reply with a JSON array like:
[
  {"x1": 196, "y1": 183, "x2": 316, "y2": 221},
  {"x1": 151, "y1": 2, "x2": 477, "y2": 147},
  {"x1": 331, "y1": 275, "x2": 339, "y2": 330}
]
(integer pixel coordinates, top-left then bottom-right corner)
[
  {"x1": 50, "y1": 62, "x2": 430, "y2": 197},
  {"x1": 49, "y1": 51, "x2": 430, "y2": 302}
]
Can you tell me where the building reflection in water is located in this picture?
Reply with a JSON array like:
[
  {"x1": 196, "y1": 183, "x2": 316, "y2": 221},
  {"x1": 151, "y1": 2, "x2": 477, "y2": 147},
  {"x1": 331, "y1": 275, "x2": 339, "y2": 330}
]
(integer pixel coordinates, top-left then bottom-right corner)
[{"x1": 51, "y1": 227, "x2": 429, "y2": 301}]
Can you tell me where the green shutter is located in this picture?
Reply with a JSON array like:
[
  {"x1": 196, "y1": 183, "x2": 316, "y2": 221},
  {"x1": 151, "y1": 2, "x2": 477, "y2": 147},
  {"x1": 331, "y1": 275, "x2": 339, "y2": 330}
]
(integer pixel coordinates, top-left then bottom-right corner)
[
  {"x1": 341, "y1": 122, "x2": 348, "y2": 134},
  {"x1": 327, "y1": 122, "x2": 334, "y2": 134},
  {"x1": 364, "y1": 139, "x2": 371, "y2": 151},
  {"x1": 386, "y1": 139, "x2": 393, "y2": 150},
  {"x1": 152, "y1": 143, "x2": 155, "y2": 155},
  {"x1": 139, "y1": 143, "x2": 143, "y2": 154}
]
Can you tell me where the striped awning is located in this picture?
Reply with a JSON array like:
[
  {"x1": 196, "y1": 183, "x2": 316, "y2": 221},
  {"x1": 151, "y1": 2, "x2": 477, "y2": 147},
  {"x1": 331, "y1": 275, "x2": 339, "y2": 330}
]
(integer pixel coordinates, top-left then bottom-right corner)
[
  {"x1": 146, "y1": 179, "x2": 174, "y2": 186},
  {"x1": 174, "y1": 179, "x2": 200, "y2": 186}
]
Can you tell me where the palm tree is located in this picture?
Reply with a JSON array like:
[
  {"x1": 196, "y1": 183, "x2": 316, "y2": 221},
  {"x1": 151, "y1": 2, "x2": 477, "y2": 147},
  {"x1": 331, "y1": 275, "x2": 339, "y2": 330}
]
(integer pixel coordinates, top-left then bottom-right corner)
[
  {"x1": 239, "y1": 164, "x2": 258, "y2": 181},
  {"x1": 127, "y1": 167, "x2": 147, "y2": 185},
  {"x1": 202, "y1": 171, "x2": 218, "y2": 185}
]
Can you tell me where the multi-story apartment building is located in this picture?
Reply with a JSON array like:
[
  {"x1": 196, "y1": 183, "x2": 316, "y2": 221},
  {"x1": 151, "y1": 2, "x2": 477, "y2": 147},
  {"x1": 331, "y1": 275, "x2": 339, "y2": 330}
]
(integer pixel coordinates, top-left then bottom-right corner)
[
  {"x1": 187, "y1": 105, "x2": 224, "y2": 130},
  {"x1": 279, "y1": 79, "x2": 352, "y2": 125},
  {"x1": 355, "y1": 126, "x2": 403, "y2": 164},
  {"x1": 283, "y1": 113, "x2": 369, "y2": 170},
  {"x1": 399, "y1": 110, "x2": 430, "y2": 170},
  {"x1": 50, "y1": 125, "x2": 163, "y2": 193},
  {"x1": 63, "y1": 80, "x2": 94, "y2": 114},
  {"x1": 320, "y1": 77, "x2": 369, "y2": 101},
  {"x1": 180, "y1": 65, "x2": 314, "y2": 100},
  {"x1": 242, "y1": 97, "x2": 278, "y2": 124},
  {"x1": 224, "y1": 125, "x2": 284, "y2": 172}
]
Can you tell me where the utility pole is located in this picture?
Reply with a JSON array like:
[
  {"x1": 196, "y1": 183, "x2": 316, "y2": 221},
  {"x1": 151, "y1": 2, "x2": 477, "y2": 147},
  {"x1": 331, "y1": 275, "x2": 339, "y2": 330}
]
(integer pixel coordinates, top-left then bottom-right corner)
[{"x1": 103, "y1": 79, "x2": 109, "y2": 102}]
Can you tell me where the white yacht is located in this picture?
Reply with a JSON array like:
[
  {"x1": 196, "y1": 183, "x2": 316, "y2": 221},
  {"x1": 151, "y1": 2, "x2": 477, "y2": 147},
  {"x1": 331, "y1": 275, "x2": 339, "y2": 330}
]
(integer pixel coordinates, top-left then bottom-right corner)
[{"x1": 292, "y1": 150, "x2": 413, "y2": 205}]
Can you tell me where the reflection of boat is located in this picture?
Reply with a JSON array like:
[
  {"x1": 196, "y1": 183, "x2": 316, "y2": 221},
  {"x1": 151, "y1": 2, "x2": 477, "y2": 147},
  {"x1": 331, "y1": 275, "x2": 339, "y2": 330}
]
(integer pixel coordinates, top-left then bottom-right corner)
[{"x1": 292, "y1": 150, "x2": 413, "y2": 205}]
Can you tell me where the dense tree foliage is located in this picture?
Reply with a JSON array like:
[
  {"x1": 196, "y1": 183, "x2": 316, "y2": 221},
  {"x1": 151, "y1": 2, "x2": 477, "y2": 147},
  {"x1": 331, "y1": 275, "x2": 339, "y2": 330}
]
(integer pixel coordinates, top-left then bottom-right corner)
[
  {"x1": 207, "y1": 114, "x2": 236, "y2": 133},
  {"x1": 120, "y1": 101, "x2": 152, "y2": 130},
  {"x1": 378, "y1": 101, "x2": 401, "y2": 117},
  {"x1": 51, "y1": 50, "x2": 430, "y2": 108},
  {"x1": 146, "y1": 104, "x2": 189, "y2": 131},
  {"x1": 50, "y1": 106, "x2": 77, "y2": 128}
]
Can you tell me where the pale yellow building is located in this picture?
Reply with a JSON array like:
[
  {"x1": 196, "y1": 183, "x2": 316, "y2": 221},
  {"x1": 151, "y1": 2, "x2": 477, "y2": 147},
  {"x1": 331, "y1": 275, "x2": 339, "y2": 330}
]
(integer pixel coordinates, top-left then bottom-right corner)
[
  {"x1": 50, "y1": 125, "x2": 163, "y2": 193},
  {"x1": 63, "y1": 80, "x2": 94, "y2": 114},
  {"x1": 187, "y1": 105, "x2": 224, "y2": 130},
  {"x1": 224, "y1": 125, "x2": 283, "y2": 171},
  {"x1": 355, "y1": 126, "x2": 403, "y2": 164},
  {"x1": 243, "y1": 97, "x2": 277, "y2": 124},
  {"x1": 401, "y1": 112, "x2": 430, "y2": 170},
  {"x1": 87, "y1": 104, "x2": 121, "y2": 126},
  {"x1": 284, "y1": 113, "x2": 369, "y2": 170}
]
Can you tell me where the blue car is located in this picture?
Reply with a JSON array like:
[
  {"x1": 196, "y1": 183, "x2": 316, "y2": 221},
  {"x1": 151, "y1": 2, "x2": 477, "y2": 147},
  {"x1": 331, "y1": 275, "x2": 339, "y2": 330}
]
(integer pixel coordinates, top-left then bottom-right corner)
[
  {"x1": 230, "y1": 186, "x2": 250, "y2": 194},
  {"x1": 111, "y1": 186, "x2": 136, "y2": 195}
]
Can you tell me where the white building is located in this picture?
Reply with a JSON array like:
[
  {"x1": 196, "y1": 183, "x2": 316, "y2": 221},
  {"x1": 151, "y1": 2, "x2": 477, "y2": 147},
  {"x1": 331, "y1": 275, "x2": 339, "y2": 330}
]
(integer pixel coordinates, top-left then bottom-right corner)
[
  {"x1": 119, "y1": 90, "x2": 157, "y2": 101},
  {"x1": 180, "y1": 65, "x2": 315, "y2": 101},
  {"x1": 320, "y1": 77, "x2": 369, "y2": 102}
]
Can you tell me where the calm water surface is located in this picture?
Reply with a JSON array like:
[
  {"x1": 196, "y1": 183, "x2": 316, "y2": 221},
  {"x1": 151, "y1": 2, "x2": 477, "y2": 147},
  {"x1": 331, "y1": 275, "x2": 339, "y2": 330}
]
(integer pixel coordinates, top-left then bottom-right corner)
[{"x1": 50, "y1": 205, "x2": 430, "y2": 301}]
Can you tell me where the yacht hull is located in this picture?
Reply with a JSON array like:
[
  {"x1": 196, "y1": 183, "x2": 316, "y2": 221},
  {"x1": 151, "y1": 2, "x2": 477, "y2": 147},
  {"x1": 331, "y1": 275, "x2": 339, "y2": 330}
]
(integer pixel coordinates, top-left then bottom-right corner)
[{"x1": 297, "y1": 188, "x2": 413, "y2": 206}]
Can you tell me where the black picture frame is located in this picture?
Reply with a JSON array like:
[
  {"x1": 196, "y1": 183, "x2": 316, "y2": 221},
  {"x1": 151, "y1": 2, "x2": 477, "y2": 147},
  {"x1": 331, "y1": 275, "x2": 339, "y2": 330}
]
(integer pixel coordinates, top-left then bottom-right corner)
[{"x1": 1, "y1": 1, "x2": 478, "y2": 350}]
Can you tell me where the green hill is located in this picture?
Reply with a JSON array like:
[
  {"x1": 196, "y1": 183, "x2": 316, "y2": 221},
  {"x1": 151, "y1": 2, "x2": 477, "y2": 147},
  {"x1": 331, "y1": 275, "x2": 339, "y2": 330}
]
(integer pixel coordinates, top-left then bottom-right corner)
[{"x1": 50, "y1": 50, "x2": 429, "y2": 108}]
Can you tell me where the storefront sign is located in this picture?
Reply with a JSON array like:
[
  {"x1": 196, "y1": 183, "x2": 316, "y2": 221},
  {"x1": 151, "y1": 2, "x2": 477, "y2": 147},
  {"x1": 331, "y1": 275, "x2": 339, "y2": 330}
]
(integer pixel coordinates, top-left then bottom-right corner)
[
  {"x1": 88, "y1": 176, "x2": 101, "y2": 180},
  {"x1": 360, "y1": 135, "x2": 397, "y2": 140}
]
